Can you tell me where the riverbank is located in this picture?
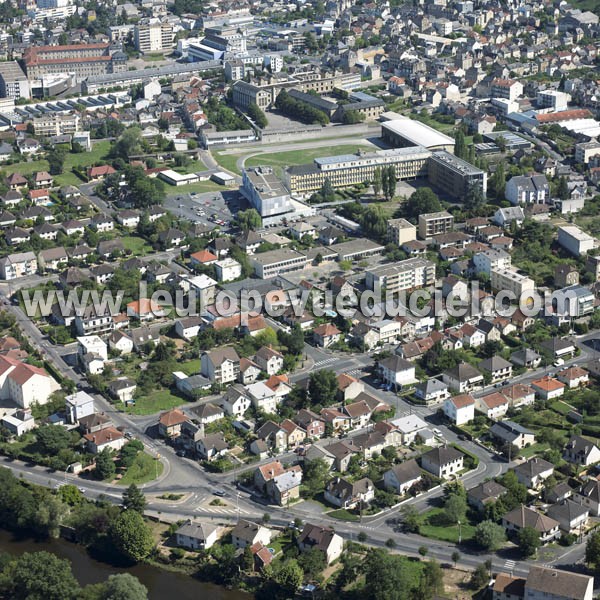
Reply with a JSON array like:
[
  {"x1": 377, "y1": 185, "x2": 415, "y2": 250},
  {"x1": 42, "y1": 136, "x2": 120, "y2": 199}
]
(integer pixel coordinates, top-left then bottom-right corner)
[{"x1": 0, "y1": 528, "x2": 250, "y2": 600}]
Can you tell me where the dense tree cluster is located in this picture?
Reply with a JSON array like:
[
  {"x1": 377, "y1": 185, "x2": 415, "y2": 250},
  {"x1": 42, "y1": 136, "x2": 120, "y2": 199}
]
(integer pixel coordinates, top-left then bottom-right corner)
[
  {"x1": 247, "y1": 102, "x2": 268, "y2": 128},
  {"x1": 275, "y1": 90, "x2": 329, "y2": 126}
]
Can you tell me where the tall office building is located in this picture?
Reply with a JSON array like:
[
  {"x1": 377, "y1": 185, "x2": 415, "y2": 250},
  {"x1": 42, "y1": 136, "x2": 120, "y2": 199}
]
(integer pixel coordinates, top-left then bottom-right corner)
[
  {"x1": 0, "y1": 61, "x2": 30, "y2": 99},
  {"x1": 134, "y1": 19, "x2": 174, "y2": 54}
]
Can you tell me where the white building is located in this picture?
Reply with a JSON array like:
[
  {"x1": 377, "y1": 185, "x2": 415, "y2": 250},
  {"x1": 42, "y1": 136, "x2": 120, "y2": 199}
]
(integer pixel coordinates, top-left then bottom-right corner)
[
  {"x1": 558, "y1": 225, "x2": 598, "y2": 257},
  {"x1": 214, "y1": 258, "x2": 242, "y2": 282},
  {"x1": 443, "y1": 394, "x2": 475, "y2": 425},
  {"x1": 65, "y1": 391, "x2": 95, "y2": 424}
]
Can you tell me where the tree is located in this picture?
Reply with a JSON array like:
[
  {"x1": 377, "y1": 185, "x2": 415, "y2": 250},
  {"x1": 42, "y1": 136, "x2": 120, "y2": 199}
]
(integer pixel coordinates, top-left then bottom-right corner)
[
  {"x1": 320, "y1": 177, "x2": 335, "y2": 202},
  {"x1": 444, "y1": 492, "x2": 467, "y2": 524},
  {"x1": 464, "y1": 182, "x2": 485, "y2": 210},
  {"x1": 298, "y1": 548, "x2": 326, "y2": 579},
  {"x1": 372, "y1": 167, "x2": 382, "y2": 197},
  {"x1": 35, "y1": 425, "x2": 72, "y2": 454},
  {"x1": 417, "y1": 559, "x2": 443, "y2": 600},
  {"x1": 110, "y1": 510, "x2": 154, "y2": 563},
  {"x1": 557, "y1": 175, "x2": 569, "y2": 200},
  {"x1": 101, "y1": 573, "x2": 148, "y2": 600},
  {"x1": 517, "y1": 526, "x2": 540, "y2": 557},
  {"x1": 0, "y1": 551, "x2": 79, "y2": 600},
  {"x1": 586, "y1": 530, "x2": 600, "y2": 569},
  {"x1": 364, "y1": 549, "x2": 420, "y2": 599},
  {"x1": 111, "y1": 127, "x2": 143, "y2": 160},
  {"x1": 236, "y1": 208, "x2": 262, "y2": 232},
  {"x1": 308, "y1": 369, "x2": 338, "y2": 407},
  {"x1": 122, "y1": 484, "x2": 146, "y2": 513},
  {"x1": 418, "y1": 545, "x2": 428, "y2": 558},
  {"x1": 247, "y1": 102, "x2": 268, "y2": 128},
  {"x1": 303, "y1": 458, "x2": 329, "y2": 497},
  {"x1": 273, "y1": 559, "x2": 303, "y2": 594},
  {"x1": 400, "y1": 504, "x2": 420, "y2": 533},
  {"x1": 403, "y1": 188, "x2": 442, "y2": 222},
  {"x1": 469, "y1": 563, "x2": 489, "y2": 590},
  {"x1": 474, "y1": 520, "x2": 506, "y2": 551},
  {"x1": 451, "y1": 551, "x2": 460, "y2": 567},
  {"x1": 454, "y1": 129, "x2": 466, "y2": 159},
  {"x1": 47, "y1": 148, "x2": 66, "y2": 176},
  {"x1": 241, "y1": 545, "x2": 254, "y2": 572},
  {"x1": 358, "y1": 531, "x2": 367, "y2": 542},
  {"x1": 94, "y1": 448, "x2": 116, "y2": 480},
  {"x1": 382, "y1": 165, "x2": 396, "y2": 201}
]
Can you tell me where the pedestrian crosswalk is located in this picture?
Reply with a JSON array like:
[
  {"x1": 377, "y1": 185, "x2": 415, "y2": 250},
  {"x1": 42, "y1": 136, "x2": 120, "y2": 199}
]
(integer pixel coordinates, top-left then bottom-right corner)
[
  {"x1": 313, "y1": 358, "x2": 338, "y2": 369},
  {"x1": 195, "y1": 505, "x2": 251, "y2": 516},
  {"x1": 503, "y1": 559, "x2": 516, "y2": 572}
]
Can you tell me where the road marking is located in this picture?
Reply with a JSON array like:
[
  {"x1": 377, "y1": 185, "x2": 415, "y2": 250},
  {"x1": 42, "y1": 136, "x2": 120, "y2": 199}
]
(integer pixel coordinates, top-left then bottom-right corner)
[
  {"x1": 195, "y1": 506, "x2": 250, "y2": 515},
  {"x1": 504, "y1": 560, "x2": 516, "y2": 571},
  {"x1": 313, "y1": 358, "x2": 338, "y2": 368}
]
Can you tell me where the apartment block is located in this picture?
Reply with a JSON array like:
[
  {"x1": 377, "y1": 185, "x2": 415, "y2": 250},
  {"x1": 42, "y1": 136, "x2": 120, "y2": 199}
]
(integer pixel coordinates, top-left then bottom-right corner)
[
  {"x1": 365, "y1": 258, "x2": 436, "y2": 293},
  {"x1": 251, "y1": 248, "x2": 308, "y2": 279},
  {"x1": 0, "y1": 61, "x2": 30, "y2": 100},
  {"x1": 558, "y1": 225, "x2": 598, "y2": 257},
  {"x1": 418, "y1": 210, "x2": 454, "y2": 240},
  {"x1": 33, "y1": 113, "x2": 80, "y2": 137},
  {"x1": 134, "y1": 19, "x2": 174, "y2": 54},
  {"x1": 491, "y1": 268, "x2": 535, "y2": 297},
  {"x1": 387, "y1": 218, "x2": 416, "y2": 246},
  {"x1": 427, "y1": 151, "x2": 487, "y2": 200}
]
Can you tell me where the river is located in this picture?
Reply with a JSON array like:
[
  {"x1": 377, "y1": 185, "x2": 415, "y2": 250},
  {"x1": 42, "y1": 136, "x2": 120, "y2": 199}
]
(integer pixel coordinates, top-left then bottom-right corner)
[{"x1": 0, "y1": 529, "x2": 251, "y2": 600}]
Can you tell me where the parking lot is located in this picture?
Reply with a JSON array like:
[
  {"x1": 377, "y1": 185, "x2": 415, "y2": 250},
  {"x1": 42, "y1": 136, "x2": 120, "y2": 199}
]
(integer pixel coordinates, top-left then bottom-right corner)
[{"x1": 164, "y1": 189, "x2": 249, "y2": 231}]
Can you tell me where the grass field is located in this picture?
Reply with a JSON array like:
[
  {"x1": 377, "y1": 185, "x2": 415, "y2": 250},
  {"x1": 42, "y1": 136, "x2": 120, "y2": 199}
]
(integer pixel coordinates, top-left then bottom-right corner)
[
  {"x1": 118, "y1": 452, "x2": 164, "y2": 485},
  {"x1": 180, "y1": 358, "x2": 200, "y2": 376},
  {"x1": 171, "y1": 180, "x2": 226, "y2": 194},
  {"x1": 121, "y1": 235, "x2": 153, "y2": 256},
  {"x1": 212, "y1": 151, "x2": 244, "y2": 175},
  {"x1": 124, "y1": 389, "x2": 185, "y2": 415},
  {"x1": 417, "y1": 508, "x2": 476, "y2": 543},
  {"x1": 328, "y1": 508, "x2": 360, "y2": 522}
]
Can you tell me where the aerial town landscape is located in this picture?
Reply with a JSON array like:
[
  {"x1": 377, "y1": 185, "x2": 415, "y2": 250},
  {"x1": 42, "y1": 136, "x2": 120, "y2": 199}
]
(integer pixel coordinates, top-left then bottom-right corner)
[{"x1": 0, "y1": 0, "x2": 600, "y2": 598}]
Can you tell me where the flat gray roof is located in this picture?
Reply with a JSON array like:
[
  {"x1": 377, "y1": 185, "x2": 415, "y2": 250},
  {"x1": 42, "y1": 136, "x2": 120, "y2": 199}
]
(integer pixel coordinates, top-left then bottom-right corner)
[{"x1": 382, "y1": 117, "x2": 455, "y2": 148}]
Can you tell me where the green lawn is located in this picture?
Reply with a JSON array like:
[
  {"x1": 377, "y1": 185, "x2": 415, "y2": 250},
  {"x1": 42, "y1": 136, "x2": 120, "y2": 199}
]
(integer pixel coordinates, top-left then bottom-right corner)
[
  {"x1": 180, "y1": 358, "x2": 200, "y2": 376},
  {"x1": 118, "y1": 452, "x2": 164, "y2": 485},
  {"x1": 121, "y1": 235, "x2": 153, "y2": 256},
  {"x1": 212, "y1": 151, "x2": 243, "y2": 175},
  {"x1": 520, "y1": 442, "x2": 550, "y2": 459},
  {"x1": 328, "y1": 508, "x2": 360, "y2": 522},
  {"x1": 417, "y1": 508, "x2": 476, "y2": 543},
  {"x1": 550, "y1": 400, "x2": 573, "y2": 416},
  {"x1": 124, "y1": 389, "x2": 185, "y2": 415},
  {"x1": 3, "y1": 159, "x2": 49, "y2": 176},
  {"x1": 173, "y1": 180, "x2": 226, "y2": 194}
]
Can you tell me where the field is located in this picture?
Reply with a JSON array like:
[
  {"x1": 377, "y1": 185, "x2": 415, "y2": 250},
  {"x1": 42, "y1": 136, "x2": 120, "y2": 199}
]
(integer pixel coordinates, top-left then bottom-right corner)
[
  {"x1": 417, "y1": 508, "x2": 477, "y2": 543},
  {"x1": 118, "y1": 452, "x2": 164, "y2": 485},
  {"x1": 212, "y1": 140, "x2": 375, "y2": 176},
  {"x1": 169, "y1": 180, "x2": 226, "y2": 195},
  {"x1": 121, "y1": 235, "x2": 153, "y2": 256},
  {"x1": 123, "y1": 389, "x2": 186, "y2": 415}
]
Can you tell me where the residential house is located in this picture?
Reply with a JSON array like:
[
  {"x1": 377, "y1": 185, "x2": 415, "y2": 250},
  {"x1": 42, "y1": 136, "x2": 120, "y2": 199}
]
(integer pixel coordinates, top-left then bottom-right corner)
[
  {"x1": 256, "y1": 420, "x2": 287, "y2": 452},
  {"x1": 383, "y1": 459, "x2": 422, "y2": 495},
  {"x1": 265, "y1": 467, "x2": 302, "y2": 505},
  {"x1": 502, "y1": 505, "x2": 560, "y2": 544},
  {"x1": 337, "y1": 373, "x2": 364, "y2": 402},
  {"x1": 108, "y1": 378, "x2": 136, "y2": 403},
  {"x1": 540, "y1": 337, "x2": 576, "y2": 359},
  {"x1": 126, "y1": 299, "x2": 166, "y2": 321},
  {"x1": 65, "y1": 391, "x2": 95, "y2": 424},
  {"x1": 108, "y1": 331, "x2": 133, "y2": 355},
  {"x1": 313, "y1": 324, "x2": 341, "y2": 348},
  {"x1": 378, "y1": 355, "x2": 417, "y2": 389},
  {"x1": 84, "y1": 427, "x2": 126, "y2": 454},
  {"x1": 343, "y1": 400, "x2": 372, "y2": 430},
  {"x1": 390, "y1": 414, "x2": 428, "y2": 445},
  {"x1": 557, "y1": 366, "x2": 589, "y2": 388},
  {"x1": 247, "y1": 381, "x2": 279, "y2": 414},
  {"x1": 254, "y1": 460, "x2": 286, "y2": 492},
  {"x1": 476, "y1": 392, "x2": 509, "y2": 420},
  {"x1": 0, "y1": 252, "x2": 37, "y2": 280},
  {"x1": 420, "y1": 446, "x2": 464, "y2": 479},
  {"x1": 231, "y1": 520, "x2": 271, "y2": 550},
  {"x1": 239, "y1": 358, "x2": 261, "y2": 385},
  {"x1": 510, "y1": 348, "x2": 542, "y2": 369},
  {"x1": 38, "y1": 247, "x2": 68, "y2": 272},
  {"x1": 196, "y1": 433, "x2": 229, "y2": 461},
  {"x1": 324, "y1": 440, "x2": 360, "y2": 472},
  {"x1": 442, "y1": 362, "x2": 484, "y2": 393},
  {"x1": 295, "y1": 409, "x2": 325, "y2": 438},
  {"x1": 221, "y1": 384, "x2": 251, "y2": 416},
  {"x1": 489, "y1": 420, "x2": 535, "y2": 450},
  {"x1": 175, "y1": 316, "x2": 203, "y2": 341},
  {"x1": 546, "y1": 500, "x2": 589, "y2": 534},
  {"x1": 479, "y1": 356, "x2": 513, "y2": 383},
  {"x1": 503, "y1": 383, "x2": 536, "y2": 408},
  {"x1": 324, "y1": 477, "x2": 374, "y2": 509},
  {"x1": 443, "y1": 394, "x2": 475, "y2": 425},
  {"x1": 158, "y1": 408, "x2": 188, "y2": 438},
  {"x1": 467, "y1": 481, "x2": 507, "y2": 512},
  {"x1": 297, "y1": 524, "x2": 344, "y2": 564},
  {"x1": 415, "y1": 379, "x2": 449, "y2": 405},
  {"x1": 175, "y1": 521, "x2": 221, "y2": 551},
  {"x1": 280, "y1": 419, "x2": 306, "y2": 447},
  {"x1": 574, "y1": 480, "x2": 600, "y2": 516},
  {"x1": 200, "y1": 347, "x2": 240, "y2": 384},
  {"x1": 514, "y1": 457, "x2": 554, "y2": 489},
  {"x1": 563, "y1": 435, "x2": 600, "y2": 467},
  {"x1": 254, "y1": 346, "x2": 284, "y2": 375},
  {"x1": 531, "y1": 376, "x2": 566, "y2": 400},
  {"x1": 1, "y1": 409, "x2": 35, "y2": 436},
  {"x1": 191, "y1": 403, "x2": 224, "y2": 426},
  {"x1": 524, "y1": 566, "x2": 593, "y2": 600}
]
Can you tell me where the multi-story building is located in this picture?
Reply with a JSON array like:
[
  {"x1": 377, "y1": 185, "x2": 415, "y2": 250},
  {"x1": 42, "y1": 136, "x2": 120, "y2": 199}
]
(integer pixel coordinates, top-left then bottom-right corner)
[
  {"x1": 285, "y1": 147, "x2": 431, "y2": 196},
  {"x1": 23, "y1": 44, "x2": 126, "y2": 81},
  {"x1": 491, "y1": 268, "x2": 535, "y2": 298},
  {"x1": 418, "y1": 210, "x2": 454, "y2": 240},
  {"x1": 491, "y1": 78, "x2": 523, "y2": 101},
  {"x1": 0, "y1": 252, "x2": 37, "y2": 280},
  {"x1": 537, "y1": 89, "x2": 570, "y2": 111},
  {"x1": 505, "y1": 175, "x2": 549, "y2": 205},
  {"x1": 0, "y1": 61, "x2": 30, "y2": 100},
  {"x1": 134, "y1": 19, "x2": 175, "y2": 54},
  {"x1": 575, "y1": 140, "x2": 600, "y2": 164},
  {"x1": 32, "y1": 113, "x2": 80, "y2": 137},
  {"x1": 472, "y1": 249, "x2": 512, "y2": 276},
  {"x1": 365, "y1": 258, "x2": 436, "y2": 293},
  {"x1": 251, "y1": 248, "x2": 308, "y2": 279},
  {"x1": 241, "y1": 167, "x2": 293, "y2": 224},
  {"x1": 387, "y1": 218, "x2": 416, "y2": 246},
  {"x1": 381, "y1": 118, "x2": 455, "y2": 152},
  {"x1": 427, "y1": 151, "x2": 487, "y2": 200},
  {"x1": 558, "y1": 225, "x2": 598, "y2": 257}
]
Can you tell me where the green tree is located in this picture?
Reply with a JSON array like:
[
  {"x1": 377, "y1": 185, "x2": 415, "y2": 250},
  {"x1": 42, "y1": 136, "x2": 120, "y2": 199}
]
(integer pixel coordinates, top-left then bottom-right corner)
[
  {"x1": 444, "y1": 492, "x2": 467, "y2": 524},
  {"x1": 302, "y1": 458, "x2": 329, "y2": 497},
  {"x1": 417, "y1": 559, "x2": 443, "y2": 600},
  {"x1": 363, "y1": 549, "x2": 420, "y2": 599},
  {"x1": 94, "y1": 448, "x2": 116, "y2": 480},
  {"x1": 517, "y1": 526, "x2": 540, "y2": 557},
  {"x1": 400, "y1": 504, "x2": 420, "y2": 533},
  {"x1": 241, "y1": 545, "x2": 254, "y2": 572},
  {"x1": 110, "y1": 510, "x2": 154, "y2": 563},
  {"x1": 454, "y1": 129, "x2": 466, "y2": 159},
  {"x1": 557, "y1": 175, "x2": 569, "y2": 200},
  {"x1": 47, "y1": 148, "x2": 66, "y2": 176},
  {"x1": 308, "y1": 369, "x2": 338, "y2": 407},
  {"x1": 586, "y1": 530, "x2": 600, "y2": 569},
  {"x1": 402, "y1": 188, "x2": 442, "y2": 222},
  {"x1": 247, "y1": 102, "x2": 268, "y2": 128},
  {"x1": 451, "y1": 551, "x2": 460, "y2": 566},
  {"x1": 36, "y1": 424, "x2": 73, "y2": 454},
  {"x1": 0, "y1": 551, "x2": 79, "y2": 600},
  {"x1": 111, "y1": 127, "x2": 143, "y2": 160},
  {"x1": 474, "y1": 520, "x2": 506, "y2": 551},
  {"x1": 122, "y1": 484, "x2": 146, "y2": 513},
  {"x1": 469, "y1": 563, "x2": 489, "y2": 590},
  {"x1": 236, "y1": 208, "x2": 262, "y2": 231},
  {"x1": 101, "y1": 573, "x2": 148, "y2": 600},
  {"x1": 320, "y1": 177, "x2": 335, "y2": 202},
  {"x1": 273, "y1": 559, "x2": 303, "y2": 594},
  {"x1": 298, "y1": 548, "x2": 326, "y2": 579},
  {"x1": 373, "y1": 166, "x2": 382, "y2": 197}
]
